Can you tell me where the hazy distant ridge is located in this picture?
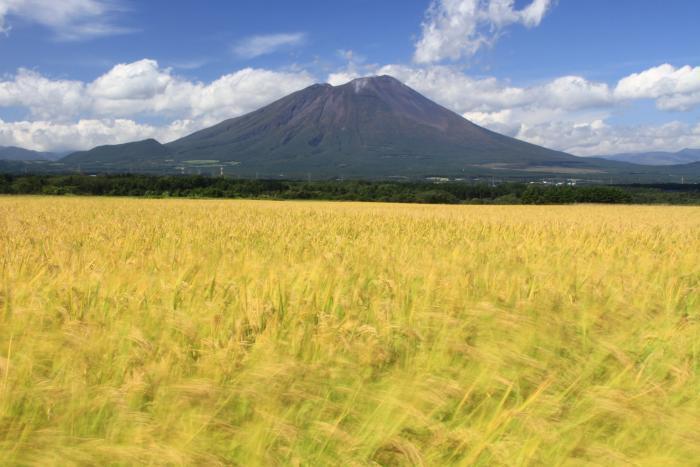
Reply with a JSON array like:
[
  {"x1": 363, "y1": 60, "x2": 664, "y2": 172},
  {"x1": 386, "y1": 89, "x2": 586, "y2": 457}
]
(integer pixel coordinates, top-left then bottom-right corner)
[
  {"x1": 0, "y1": 146, "x2": 62, "y2": 162},
  {"x1": 599, "y1": 148, "x2": 700, "y2": 166}
]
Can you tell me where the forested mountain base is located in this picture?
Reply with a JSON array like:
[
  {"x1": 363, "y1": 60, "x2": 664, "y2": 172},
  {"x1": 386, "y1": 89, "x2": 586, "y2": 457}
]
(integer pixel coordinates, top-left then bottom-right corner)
[{"x1": 1, "y1": 174, "x2": 699, "y2": 204}]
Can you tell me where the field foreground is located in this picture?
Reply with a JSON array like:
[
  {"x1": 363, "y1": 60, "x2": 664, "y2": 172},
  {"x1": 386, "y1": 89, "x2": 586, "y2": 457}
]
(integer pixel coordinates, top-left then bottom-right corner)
[{"x1": 1, "y1": 197, "x2": 699, "y2": 465}]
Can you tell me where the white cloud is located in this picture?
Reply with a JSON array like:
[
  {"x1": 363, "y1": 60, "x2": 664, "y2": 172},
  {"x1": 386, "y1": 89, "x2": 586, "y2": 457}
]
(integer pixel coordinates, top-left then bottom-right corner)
[
  {"x1": 327, "y1": 71, "x2": 361, "y2": 87},
  {"x1": 516, "y1": 120, "x2": 700, "y2": 156},
  {"x1": 518, "y1": 0, "x2": 553, "y2": 27},
  {"x1": 89, "y1": 59, "x2": 171, "y2": 100},
  {"x1": 615, "y1": 63, "x2": 700, "y2": 111},
  {"x1": 232, "y1": 32, "x2": 306, "y2": 59},
  {"x1": 414, "y1": 0, "x2": 554, "y2": 64},
  {"x1": 0, "y1": 117, "x2": 213, "y2": 152},
  {"x1": 0, "y1": 0, "x2": 131, "y2": 40},
  {"x1": 0, "y1": 69, "x2": 88, "y2": 119},
  {"x1": 0, "y1": 118, "x2": 170, "y2": 152},
  {"x1": 0, "y1": 60, "x2": 315, "y2": 123},
  {"x1": 541, "y1": 76, "x2": 612, "y2": 110},
  {"x1": 372, "y1": 64, "x2": 612, "y2": 115}
]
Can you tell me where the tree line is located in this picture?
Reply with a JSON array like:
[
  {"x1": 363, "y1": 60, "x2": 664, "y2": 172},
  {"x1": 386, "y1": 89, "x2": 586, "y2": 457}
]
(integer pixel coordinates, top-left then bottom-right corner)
[{"x1": 1, "y1": 174, "x2": 698, "y2": 205}]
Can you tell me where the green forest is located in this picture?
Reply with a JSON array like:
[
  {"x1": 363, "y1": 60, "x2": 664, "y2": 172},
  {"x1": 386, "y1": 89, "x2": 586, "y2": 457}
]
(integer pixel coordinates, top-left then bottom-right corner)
[{"x1": 1, "y1": 174, "x2": 699, "y2": 205}]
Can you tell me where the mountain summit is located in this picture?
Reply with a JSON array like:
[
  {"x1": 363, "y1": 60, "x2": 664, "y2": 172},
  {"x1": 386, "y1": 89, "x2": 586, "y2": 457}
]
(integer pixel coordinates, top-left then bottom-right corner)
[{"x1": 65, "y1": 75, "x2": 597, "y2": 177}]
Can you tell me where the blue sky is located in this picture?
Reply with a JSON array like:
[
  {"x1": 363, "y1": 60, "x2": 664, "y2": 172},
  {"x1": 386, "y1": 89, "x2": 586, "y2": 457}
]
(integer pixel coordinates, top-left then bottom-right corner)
[{"x1": 0, "y1": 0, "x2": 698, "y2": 155}]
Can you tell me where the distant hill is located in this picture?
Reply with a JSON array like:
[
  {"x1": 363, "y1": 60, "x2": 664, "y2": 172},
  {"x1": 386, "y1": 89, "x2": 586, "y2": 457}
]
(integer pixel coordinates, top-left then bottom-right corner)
[
  {"x1": 63, "y1": 139, "x2": 172, "y2": 167},
  {"x1": 599, "y1": 148, "x2": 700, "y2": 166},
  {"x1": 0, "y1": 146, "x2": 62, "y2": 161},
  {"x1": 62, "y1": 75, "x2": 607, "y2": 178},
  {"x1": 666, "y1": 160, "x2": 700, "y2": 172}
]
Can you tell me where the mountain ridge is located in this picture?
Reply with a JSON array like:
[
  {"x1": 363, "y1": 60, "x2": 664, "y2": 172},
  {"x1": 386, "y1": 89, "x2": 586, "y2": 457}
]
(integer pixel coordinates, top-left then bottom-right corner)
[
  {"x1": 62, "y1": 139, "x2": 171, "y2": 166},
  {"x1": 599, "y1": 148, "x2": 700, "y2": 166},
  {"x1": 0, "y1": 146, "x2": 62, "y2": 161}
]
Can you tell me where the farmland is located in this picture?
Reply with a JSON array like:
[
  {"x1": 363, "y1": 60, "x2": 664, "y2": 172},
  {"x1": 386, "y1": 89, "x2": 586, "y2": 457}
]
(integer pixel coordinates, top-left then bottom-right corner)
[{"x1": 1, "y1": 197, "x2": 699, "y2": 465}]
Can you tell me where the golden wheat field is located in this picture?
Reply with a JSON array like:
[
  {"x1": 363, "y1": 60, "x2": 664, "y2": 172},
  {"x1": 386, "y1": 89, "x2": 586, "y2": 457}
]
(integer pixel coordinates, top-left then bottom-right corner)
[{"x1": 0, "y1": 196, "x2": 699, "y2": 465}]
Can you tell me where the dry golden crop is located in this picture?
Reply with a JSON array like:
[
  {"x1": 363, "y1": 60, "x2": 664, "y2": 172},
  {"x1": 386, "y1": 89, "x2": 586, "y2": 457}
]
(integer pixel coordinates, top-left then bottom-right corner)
[{"x1": 1, "y1": 197, "x2": 699, "y2": 465}]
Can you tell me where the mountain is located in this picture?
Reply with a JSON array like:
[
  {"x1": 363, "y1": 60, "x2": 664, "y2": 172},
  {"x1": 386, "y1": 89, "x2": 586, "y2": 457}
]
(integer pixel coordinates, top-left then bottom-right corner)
[
  {"x1": 63, "y1": 75, "x2": 607, "y2": 178},
  {"x1": 165, "y1": 76, "x2": 593, "y2": 176},
  {"x1": 600, "y1": 148, "x2": 700, "y2": 166},
  {"x1": 0, "y1": 146, "x2": 61, "y2": 161},
  {"x1": 63, "y1": 139, "x2": 172, "y2": 167}
]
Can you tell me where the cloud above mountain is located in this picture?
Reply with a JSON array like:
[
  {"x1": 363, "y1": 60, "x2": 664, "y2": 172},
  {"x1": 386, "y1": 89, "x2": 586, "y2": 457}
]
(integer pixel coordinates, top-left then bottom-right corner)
[{"x1": 414, "y1": 0, "x2": 555, "y2": 64}]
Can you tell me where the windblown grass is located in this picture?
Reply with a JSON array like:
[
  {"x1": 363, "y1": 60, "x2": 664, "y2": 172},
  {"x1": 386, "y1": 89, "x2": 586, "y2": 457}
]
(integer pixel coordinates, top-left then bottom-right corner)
[{"x1": 1, "y1": 197, "x2": 698, "y2": 465}]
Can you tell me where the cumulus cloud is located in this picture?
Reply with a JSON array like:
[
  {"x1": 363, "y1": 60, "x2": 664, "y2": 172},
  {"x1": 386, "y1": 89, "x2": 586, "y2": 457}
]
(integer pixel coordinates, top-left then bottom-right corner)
[
  {"x1": 0, "y1": 69, "x2": 87, "y2": 119},
  {"x1": 0, "y1": 117, "x2": 214, "y2": 152},
  {"x1": 517, "y1": 120, "x2": 700, "y2": 156},
  {"x1": 233, "y1": 32, "x2": 306, "y2": 59},
  {"x1": 89, "y1": 59, "x2": 172, "y2": 100},
  {"x1": 0, "y1": 118, "x2": 162, "y2": 152},
  {"x1": 363, "y1": 64, "x2": 612, "y2": 116},
  {"x1": 0, "y1": 59, "x2": 315, "y2": 123},
  {"x1": 0, "y1": 0, "x2": 131, "y2": 40},
  {"x1": 615, "y1": 63, "x2": 700, "y2": 111},
  {"x1": 414, "y1": 0, "x2": 554, "y2": 64}
]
